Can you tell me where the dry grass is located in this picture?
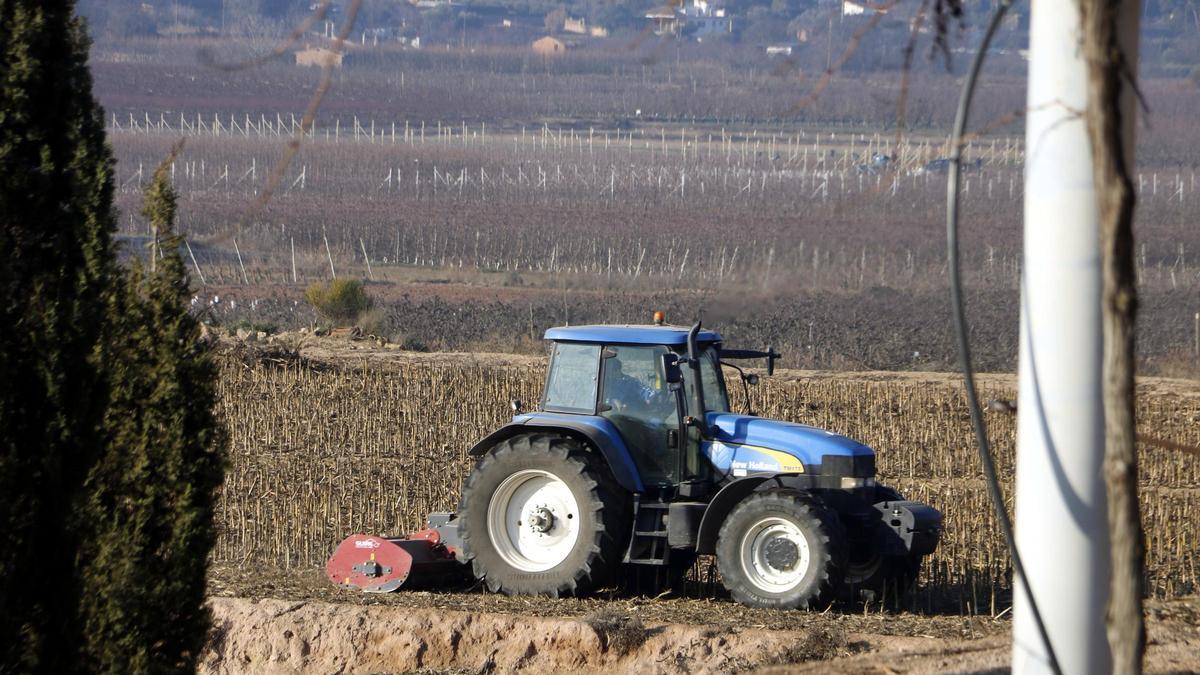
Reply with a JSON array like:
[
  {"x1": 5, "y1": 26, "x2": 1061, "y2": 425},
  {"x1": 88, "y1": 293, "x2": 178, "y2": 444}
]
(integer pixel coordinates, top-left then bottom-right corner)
[
  {"x1": 580, "y1": 607, "x2": 650, "y2": 655},
  {"x1": 212, "y1": 350, "x2": 1199, "y2": 608}
]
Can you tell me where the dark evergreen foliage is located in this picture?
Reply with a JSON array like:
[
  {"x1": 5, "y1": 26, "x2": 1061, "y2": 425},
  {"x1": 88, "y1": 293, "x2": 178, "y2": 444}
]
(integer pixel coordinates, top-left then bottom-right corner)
[
  {"x1": 78, "y1": 153, "x2": 226, "y2": 673},
  {"x1": 1, "y1": 3, "x2": 225, "y2": 672},
  {"x1": 0, "y1": 2, "x2": 118, "y2": 670}
]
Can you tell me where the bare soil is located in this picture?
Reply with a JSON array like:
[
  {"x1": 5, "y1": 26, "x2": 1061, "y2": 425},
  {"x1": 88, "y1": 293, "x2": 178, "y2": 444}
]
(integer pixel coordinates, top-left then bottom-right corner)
[
  {"x1": 200, "y1": 271, "x2": 1200, "y2": 378},
  {"x1": 205, "y1": 566, "x2": 1200, "y2": 674}
]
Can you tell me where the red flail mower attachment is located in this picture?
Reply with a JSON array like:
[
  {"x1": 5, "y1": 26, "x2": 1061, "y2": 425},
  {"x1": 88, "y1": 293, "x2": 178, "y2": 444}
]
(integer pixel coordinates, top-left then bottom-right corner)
[{"x1": 327, "y1": 519, "x2": 463, "y2": 593}]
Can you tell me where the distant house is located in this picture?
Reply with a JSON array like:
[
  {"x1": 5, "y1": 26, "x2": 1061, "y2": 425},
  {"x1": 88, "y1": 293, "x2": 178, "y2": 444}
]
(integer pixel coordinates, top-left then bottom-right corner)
[
  {"x1": 684, "y1": 0, "x2": 732, "y2": 38},
  {"x1": 295, "y1": 46, "x2": 343, "y2": 67},
  {"x1": 646, "y1": 9, "x2": 680, "y2": 36},
  {"x1": 532, "y1": 36, "x2": 567, "y2": 56},
  {"x1": 843, "y1": 0, "x2": 887, "y2": 16},
  {"x1": 766, "y1": 44, "x2": 796, "y2": 56},
  {"x1": 563, "y1": 17, "x2": 587, "y2": 34},
  {"x1": 561, "y1": 17, "x2": 608, "y2": 37},
  {"x1": 646, "y1": 0, "x2": 732, "y2": 40}
]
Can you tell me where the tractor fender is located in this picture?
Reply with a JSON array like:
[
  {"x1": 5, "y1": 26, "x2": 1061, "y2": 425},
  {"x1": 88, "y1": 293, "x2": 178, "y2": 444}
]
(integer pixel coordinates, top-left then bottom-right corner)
[
  {"x1": 695, "y1": 475, "x2": 801, "y2": 554},
  {"x1": 467, "y1": 416, "x2": 644, "y2": 494}
]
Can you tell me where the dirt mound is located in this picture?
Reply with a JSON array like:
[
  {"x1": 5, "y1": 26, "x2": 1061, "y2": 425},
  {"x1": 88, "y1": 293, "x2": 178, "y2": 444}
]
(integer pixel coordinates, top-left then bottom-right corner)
[
  {"x1": 200, "y1": 595, "x2": 1200, "y2": 674},
  {"x1": 201, "y1": 597, "x2": 844, "y2": 674}
]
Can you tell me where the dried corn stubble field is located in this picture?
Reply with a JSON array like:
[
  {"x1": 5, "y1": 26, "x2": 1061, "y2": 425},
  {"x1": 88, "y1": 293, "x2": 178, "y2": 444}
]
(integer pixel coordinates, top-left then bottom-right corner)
[{"x1": 213, "y1": 340, "x2": 1200, "y2": 612}]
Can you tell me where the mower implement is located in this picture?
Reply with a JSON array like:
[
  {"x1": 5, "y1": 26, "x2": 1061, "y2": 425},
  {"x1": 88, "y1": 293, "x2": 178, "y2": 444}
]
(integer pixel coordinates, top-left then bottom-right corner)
[{"x1": 326, "y1": 514, "x2": 464, "y2": 593}]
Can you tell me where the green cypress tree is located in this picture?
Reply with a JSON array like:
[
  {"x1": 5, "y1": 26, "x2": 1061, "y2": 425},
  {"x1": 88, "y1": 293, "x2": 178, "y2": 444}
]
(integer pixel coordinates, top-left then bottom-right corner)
[
  {"x1": 79, "y1": 152, "x2": 226, "y2": 673},
  {"x1": 1, "y1": 4, "x2": 226, "y2": 671},
  {"x1": 0, "y1": 2, "x2": 118, "y2": 670}
]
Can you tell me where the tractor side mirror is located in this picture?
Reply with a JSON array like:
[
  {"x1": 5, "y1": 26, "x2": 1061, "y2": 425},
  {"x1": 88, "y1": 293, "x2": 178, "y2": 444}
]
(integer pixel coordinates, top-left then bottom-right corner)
[
  {"x1": 661, "y1": 353, "x2": 682, "y2": 386},
  {"x1": 745, "y1": 374, "x2": 760, "y2": 386}
]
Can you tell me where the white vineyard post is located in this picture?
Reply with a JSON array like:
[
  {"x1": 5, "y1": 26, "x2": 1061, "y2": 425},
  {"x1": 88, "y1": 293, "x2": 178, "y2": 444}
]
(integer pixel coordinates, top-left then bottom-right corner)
[
  {"x1": 360, "y1": 238, "x2": 373, "y2": 280},
  {"x1": 184, "y1": 239, "x2": 206, "y2": 286},
  {"x1": 233, "y1": 239, "x2": 249, "y2": 285},
  {"x1": 324, "y1": 231, "x2": 336, "y2": 279}
]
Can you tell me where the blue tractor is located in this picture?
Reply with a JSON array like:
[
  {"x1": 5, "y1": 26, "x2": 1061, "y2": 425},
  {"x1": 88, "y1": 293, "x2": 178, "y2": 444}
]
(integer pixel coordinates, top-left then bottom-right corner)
[{"x1": 328, "y1": 318, "x2": 942, "y2": 609}]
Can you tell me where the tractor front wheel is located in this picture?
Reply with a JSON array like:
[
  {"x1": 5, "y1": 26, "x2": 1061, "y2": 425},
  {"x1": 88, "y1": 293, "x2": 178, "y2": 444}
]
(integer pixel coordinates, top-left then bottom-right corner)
[
  {"x1": 457, "y1": 434, "x2": 627, "y2": 597},
  {"x1": 843, "y1": 485, "x2": 924, "y2": 605},
  {"x1": 715, "y1": 490, "x2": 847, "y2": 610},
  {"x1": 843, "y1": 546, "x2": 921, "y2": 605}
]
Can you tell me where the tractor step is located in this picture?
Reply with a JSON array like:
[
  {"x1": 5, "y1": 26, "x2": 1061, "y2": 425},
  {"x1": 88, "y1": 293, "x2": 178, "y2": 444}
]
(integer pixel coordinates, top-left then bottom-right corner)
[{"x1": 624, "y1": 494, "x2": 675, "y2": 566}]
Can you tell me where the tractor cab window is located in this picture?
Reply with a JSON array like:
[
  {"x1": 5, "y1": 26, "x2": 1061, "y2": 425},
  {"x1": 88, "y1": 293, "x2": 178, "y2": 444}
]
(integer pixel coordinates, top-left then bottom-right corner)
[
  {"x1": 599, "y1": 345, "x2": 679, "y2": 485},
  {"x1": 686, "y1": 345, "x2": 730, "y2": 414},
  {"x1": 543, "y1": 342, "x2": 600, "y2": 413}
]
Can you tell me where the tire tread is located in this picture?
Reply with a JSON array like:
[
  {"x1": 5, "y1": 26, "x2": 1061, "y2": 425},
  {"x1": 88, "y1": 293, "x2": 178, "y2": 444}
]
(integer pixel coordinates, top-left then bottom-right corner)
[
  {"x1": 715, "y1": 489, "x2": 847, "y2": 610},
  {"x1": 458, "y1": 433, "x2": 628, "y2": 597}
]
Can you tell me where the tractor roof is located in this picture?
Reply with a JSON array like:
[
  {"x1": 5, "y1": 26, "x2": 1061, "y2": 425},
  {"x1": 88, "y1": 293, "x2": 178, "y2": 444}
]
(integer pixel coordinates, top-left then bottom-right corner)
[{"x1": 544, "y1": 324, "x2": 723, "y2": 346}]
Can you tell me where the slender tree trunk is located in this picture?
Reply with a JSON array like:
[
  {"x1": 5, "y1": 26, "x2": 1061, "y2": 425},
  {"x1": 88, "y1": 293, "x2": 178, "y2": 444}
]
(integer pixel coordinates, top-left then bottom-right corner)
[{"x1": 1079, "y1": 1, "x2": 1145, "y2": 673}]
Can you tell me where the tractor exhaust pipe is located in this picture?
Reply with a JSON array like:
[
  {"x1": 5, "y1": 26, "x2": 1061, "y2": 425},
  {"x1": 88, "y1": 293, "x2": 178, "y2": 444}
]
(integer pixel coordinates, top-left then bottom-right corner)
[{"x1": 686, "y1": 321, "x2": 709, "y2": 437}]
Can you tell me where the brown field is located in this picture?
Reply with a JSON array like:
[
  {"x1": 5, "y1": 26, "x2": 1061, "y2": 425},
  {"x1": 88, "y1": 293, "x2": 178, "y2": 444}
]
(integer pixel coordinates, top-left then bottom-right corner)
[
  {"x1": 211, "y1": 336, "x2": 1200, "y2": 615},
  {"x1": 100, "y1": 52, "x2": 1200, "y2": 376},
  {"x1": 94, "y1": 41, "x2": 1200, "y2": 377},
  {"x1": 110, "y1": 119, "x2": 1199, "y2": 374}
]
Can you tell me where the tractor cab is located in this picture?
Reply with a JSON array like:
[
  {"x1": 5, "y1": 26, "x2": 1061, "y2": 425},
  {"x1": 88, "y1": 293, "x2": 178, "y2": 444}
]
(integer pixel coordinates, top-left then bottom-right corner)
[{"x1": 541, "y1": 323, "x2": 729, "y2": 493}]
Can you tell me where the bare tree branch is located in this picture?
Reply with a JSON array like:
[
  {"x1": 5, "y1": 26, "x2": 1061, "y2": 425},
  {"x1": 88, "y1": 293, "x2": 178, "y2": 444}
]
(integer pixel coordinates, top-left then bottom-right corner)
[
  {"x1": 894, "y1": 0, "x2": 933, "y2": 134},
  {"x1": 788, "y1": 0, "x2": 901, "y2": 114},
  {"x1": 255, "y1": 0, "x2": 362, "y2": 211},
  {"x1": 1078, "y1": 1, "x2": 1146, "y2": 673},
  {"x1": 201, "y1": 0, "x2": 361, "y2": 233},
  {"x1": 198, "y1": 0, "x2": 333, "y2": 72}
]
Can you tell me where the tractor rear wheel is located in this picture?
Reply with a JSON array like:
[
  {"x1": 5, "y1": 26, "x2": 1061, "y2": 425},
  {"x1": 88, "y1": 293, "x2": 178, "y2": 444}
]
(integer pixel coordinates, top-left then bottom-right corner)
[
  {"x1": 457, "y1": 434, "x2": 627, "y2": 597},
  {"x1": 715, "y1": 490, "x2": 847, "y2": 610}
]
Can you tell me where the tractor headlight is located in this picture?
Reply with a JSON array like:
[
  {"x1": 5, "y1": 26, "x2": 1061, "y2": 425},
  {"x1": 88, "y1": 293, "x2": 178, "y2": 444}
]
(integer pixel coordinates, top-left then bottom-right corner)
[{"x1": 840, "y1": 477, "x2": 876, "y2": 489}]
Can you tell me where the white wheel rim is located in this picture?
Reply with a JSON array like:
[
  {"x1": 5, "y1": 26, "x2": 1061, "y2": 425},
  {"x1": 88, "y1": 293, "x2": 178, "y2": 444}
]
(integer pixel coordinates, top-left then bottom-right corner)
[
  {"x1": 739, "y1": 516, "x2": 811, "y2": 593},
  {"x1": 487, "y1": 469, "x2": 581, "y2": 573}
]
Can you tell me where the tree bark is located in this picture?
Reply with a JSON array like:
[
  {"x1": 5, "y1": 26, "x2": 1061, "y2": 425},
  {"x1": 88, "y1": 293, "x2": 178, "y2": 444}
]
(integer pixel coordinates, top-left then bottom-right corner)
[{"x1": 1078, "y1": 1, "x2": 1145, "y2": 673}]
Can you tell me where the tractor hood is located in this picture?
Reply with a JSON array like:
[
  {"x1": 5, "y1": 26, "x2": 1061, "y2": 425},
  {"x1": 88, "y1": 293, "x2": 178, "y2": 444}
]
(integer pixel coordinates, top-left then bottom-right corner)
[{"x1": 701, "y1": 412, "x2": 876, "y2": 478}]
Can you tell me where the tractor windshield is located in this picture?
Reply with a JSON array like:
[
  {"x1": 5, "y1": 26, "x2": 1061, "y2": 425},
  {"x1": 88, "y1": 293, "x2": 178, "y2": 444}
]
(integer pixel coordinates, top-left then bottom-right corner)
[{"x1": 685, "y1": 345, "x2": 730, "y2": 414}]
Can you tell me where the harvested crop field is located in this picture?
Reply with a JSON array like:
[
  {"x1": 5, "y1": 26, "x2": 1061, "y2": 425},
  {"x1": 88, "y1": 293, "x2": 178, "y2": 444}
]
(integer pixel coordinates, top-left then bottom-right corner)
[{"x1": 212, "y1": 334, "x2": 1200, "y2": 612}]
